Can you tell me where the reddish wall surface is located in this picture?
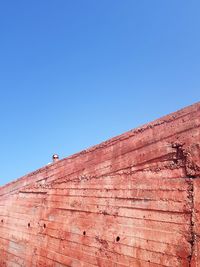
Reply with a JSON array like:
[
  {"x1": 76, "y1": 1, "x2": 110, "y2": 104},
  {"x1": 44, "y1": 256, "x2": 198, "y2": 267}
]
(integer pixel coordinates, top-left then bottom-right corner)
[{"x1": 0, "y1": 102, "x2": 199, "y2": 267}]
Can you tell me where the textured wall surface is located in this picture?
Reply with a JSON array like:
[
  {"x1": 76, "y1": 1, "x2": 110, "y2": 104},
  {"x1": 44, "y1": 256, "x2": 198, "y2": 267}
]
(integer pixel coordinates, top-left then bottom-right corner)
[{"x1": 0, "y1": 102, "x2": 200, "y2": 267}]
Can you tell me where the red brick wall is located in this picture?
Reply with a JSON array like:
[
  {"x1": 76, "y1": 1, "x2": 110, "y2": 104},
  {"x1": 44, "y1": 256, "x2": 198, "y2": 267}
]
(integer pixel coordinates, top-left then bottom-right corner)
[{"x1": 0, "y1": 102, "x2": 199, "y2": 267}]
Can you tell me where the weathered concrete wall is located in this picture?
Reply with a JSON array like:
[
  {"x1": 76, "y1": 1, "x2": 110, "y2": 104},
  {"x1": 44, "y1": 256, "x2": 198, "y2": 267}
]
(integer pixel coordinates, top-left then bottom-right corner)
[{"x1": 0, "y1": 102, "x2": 199, "y2": 267}]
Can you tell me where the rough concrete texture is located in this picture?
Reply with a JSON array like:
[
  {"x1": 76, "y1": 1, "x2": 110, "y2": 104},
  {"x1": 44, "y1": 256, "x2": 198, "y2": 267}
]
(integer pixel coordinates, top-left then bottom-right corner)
[{"x1": 0, "y1": 102, "x2": 200, "y2": 267}]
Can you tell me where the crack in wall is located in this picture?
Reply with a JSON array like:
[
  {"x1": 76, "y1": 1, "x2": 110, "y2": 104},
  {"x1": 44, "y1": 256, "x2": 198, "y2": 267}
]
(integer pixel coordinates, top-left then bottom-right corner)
[{"x1": 188, "y1": 177, "x2": 195, "y2": 267}]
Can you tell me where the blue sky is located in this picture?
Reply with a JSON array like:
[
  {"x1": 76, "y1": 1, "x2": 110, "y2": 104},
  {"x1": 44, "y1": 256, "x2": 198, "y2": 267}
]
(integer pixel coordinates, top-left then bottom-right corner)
[{"x1": 0, "y1": 1, "x2": 199, "y2": 185}]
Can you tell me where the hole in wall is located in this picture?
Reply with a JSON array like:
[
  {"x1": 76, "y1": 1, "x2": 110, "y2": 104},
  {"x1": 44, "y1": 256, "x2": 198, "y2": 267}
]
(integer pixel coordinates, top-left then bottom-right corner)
[
  {"x1": 43, "y1": 224, "x2": 46, "y2": 229},
  {"x1": 116, "y1": 236, "x2": 120, "y2": 242},
  {"x1": 83, "y1": 231, "x2": 86, "y2": 236},
  {"x1": 28, "y1": 223, "x2": 31, "y2": 228},
  {"x1": 1, "y1": 219, "x2": 3, "y2": 223}
]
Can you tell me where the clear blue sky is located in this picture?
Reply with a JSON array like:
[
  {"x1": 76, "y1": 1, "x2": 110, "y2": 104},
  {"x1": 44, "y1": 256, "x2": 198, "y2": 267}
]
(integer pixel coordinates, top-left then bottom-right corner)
[{"x1": 0, "y1": 1, "x2": 199, "y2": 186}]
